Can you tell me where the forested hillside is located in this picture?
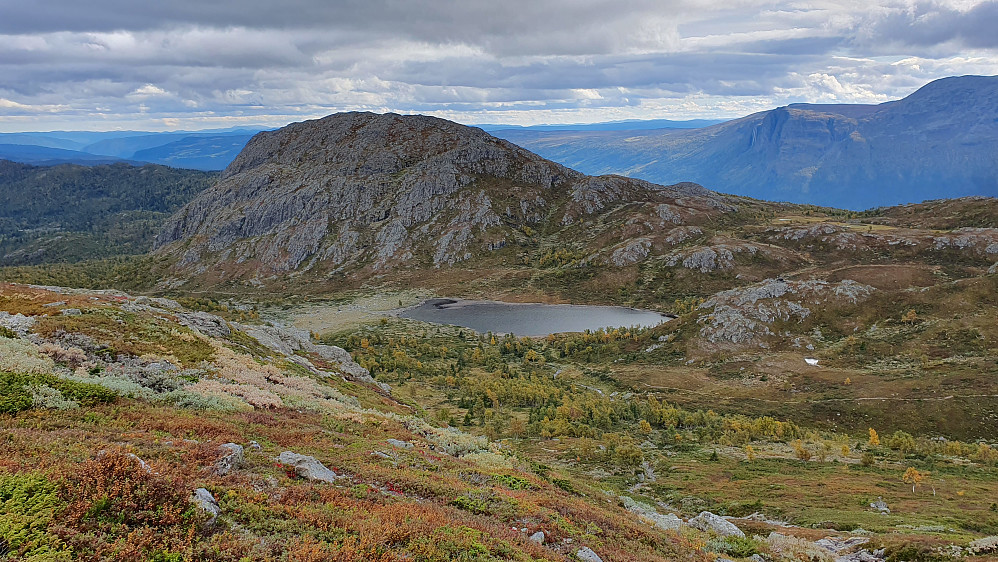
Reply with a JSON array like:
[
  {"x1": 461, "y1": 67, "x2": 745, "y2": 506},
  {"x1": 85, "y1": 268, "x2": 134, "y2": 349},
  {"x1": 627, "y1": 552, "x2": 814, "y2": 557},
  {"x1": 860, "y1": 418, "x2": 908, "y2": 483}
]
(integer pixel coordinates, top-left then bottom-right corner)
[{"x1": 0, "y1": 160, "x2": 216, "y2": 265}]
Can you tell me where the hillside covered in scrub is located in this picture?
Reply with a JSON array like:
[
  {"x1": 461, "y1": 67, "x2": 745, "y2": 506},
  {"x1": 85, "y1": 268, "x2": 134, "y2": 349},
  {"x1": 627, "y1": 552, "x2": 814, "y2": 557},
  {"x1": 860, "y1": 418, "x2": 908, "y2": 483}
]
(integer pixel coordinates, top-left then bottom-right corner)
[{"x1": 2, "y1": 281, "x2": 998, "y2": 561}]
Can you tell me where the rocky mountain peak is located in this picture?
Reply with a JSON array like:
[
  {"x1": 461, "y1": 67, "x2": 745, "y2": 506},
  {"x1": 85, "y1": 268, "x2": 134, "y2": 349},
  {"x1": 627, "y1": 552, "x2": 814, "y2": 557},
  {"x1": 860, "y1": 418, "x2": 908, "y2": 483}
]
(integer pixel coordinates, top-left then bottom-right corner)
[{"x1": 154, "y1": 112, "x2": 728, "y2": 287}]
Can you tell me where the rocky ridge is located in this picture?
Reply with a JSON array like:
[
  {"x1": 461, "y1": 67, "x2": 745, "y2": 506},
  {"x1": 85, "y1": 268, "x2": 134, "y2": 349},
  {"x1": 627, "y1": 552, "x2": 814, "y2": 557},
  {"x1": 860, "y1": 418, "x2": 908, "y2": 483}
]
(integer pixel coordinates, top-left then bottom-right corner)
[{"x1": 153, "y1": 112, "x2": 732, "y2": 286}]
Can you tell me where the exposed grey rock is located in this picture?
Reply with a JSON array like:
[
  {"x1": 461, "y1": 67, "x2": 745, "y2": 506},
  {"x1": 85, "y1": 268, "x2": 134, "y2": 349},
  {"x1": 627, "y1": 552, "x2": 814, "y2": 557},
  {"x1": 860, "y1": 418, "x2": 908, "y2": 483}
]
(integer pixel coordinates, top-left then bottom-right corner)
[
  {"x1": 698, "y1": 278, "x2": 873, "y2": 346},
  {"x1": 154, "y1": 112, "x2": 730, "y2": 285},
  {"x1": 177, "y1": 311, "x2": 231, "y2": 338},
  {"x1": 869, "y1": 497, "x2": 890, "y2": 514},
  {"x1": 61, "y1": 308, "x2": 82, "y2": 316},
  {"x1": 966, "y1": 535, "x2": 998, "y2": 555},
  {"x1": 620, "y1": 496, "x2": 682, "y2": 531},
  {"x1": 234, "y1": 322, "x2": 376, "y2": 388},
  {"x1": 576, "y1": 547, "x2": 604, "y2": 562},
  {"x1": 688, "y1": 511, "x2": 745, "y2": 538},
  {"x1": 277, "y1": 451, "x2": 345, "y2": 483},
  {"x1": 529, "y1": 531, "x2": 545, "y2": 544},
  {"x1": 609, "y1": 237, "x2": 651, "y2": 266},
  {"x1": 192, "y1": 488, "x2": 221, "y2": 524},
  {"x1": 0, "y1": 311, "x2": 35, "y2": 336},
  {"x1": 214, "y1": 443, "x2": 244, "y2": 476},
  {"x1": 989, "y1": 262, "x2": 998, "y2": 275},
  {"x1": 836, "y1": 549, "x2": 885, "y2": 562},
  {"x1": 816, "y1": 536, "x2": 869, "y2": 554},
  {"x1": 387, "y1": 438, "x2": 413, "y2": 449}
]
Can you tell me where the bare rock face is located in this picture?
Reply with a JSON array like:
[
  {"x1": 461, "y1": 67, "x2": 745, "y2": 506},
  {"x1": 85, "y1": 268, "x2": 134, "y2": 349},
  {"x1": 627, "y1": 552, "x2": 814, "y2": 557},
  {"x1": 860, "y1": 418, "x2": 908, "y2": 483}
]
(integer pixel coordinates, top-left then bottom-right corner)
[
  {"x1": 154, "y1": 112, "x2": 730, "y2": 285},
  {"x1": 698, "y1": 278, "x2": 874, "y2": 346}
]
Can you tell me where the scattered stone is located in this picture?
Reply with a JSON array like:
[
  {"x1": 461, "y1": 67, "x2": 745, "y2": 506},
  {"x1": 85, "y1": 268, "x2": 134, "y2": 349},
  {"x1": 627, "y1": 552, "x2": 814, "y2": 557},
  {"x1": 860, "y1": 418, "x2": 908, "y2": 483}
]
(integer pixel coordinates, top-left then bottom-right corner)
[
  {"x1": 869, "y1": 497, "x2": 890, "y2": 514},
  {"x1": 61, "y1": 308, "x2": 82, "y2": 316},
  {"x1": 576, "y1": 547, "x2": 604, "y2": 562},
  {"x1": 387, "y1": 438, "x2": 414, "y2": 449},
  {"x1": 816, "y1": 536, "x2": 869, "y2": 554},
  {"x1": 249, "y1": 440, "x2": 262, "y2": 450},
  {"x1": 277, "y1": 451, "x2": 345, "y2": 483},
  {"x1": 372, "y1": 451, "x2": 392, "y2": 459},
  {"x1": 836, "y1": 548, "x2": 886, "y2": 561},
  {"x1": 214, "y1": 443, "x2": 244, "y2": 476},
  {"x1": 192, "y1": 488, "x2": 221, "y2": 524},
  {"x1": 529, "y1": 531, "x2": 545, "y2": 545},
  {"x1": 804, "y1": 357, "x2": 819, "y2": 366},
  {"x1": 688, "y1": 511, "x2": 745, "y2": 538},
  {"x1": 749, "y1": 555, "x2": 767, "y2": 562},
  {"x1": 42, "y1": 301, "x2": 66, "y2": 308}
]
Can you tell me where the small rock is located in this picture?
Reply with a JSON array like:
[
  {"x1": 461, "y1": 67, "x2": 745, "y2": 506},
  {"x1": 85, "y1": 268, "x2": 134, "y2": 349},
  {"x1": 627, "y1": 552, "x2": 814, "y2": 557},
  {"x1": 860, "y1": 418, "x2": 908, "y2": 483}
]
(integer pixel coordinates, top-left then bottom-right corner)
[
  {"x1": 836, "y1": 548, "x2": 886, "y2": 562},
  {"x1": 749, "y1": 555, "x2": 767, "y2": 562},
  {"x1": 192, "y1": 488, "x2": 221, "y2": 524},
  {"x1": 529, "y1": 531, "x2": 545, "y2": 544},
  {"x1": 869, "y1": 497, "x2": 890, "y2": 514},
  {"x1": 387, "y1": 438, "x2": 414, "y2": 449},
  {"x1": 214, "y1": 443, "x2": 244, "y2": 476},
  {"x1": 576, "y1": 547, "x2": 604, "y2": 562},
  {"x1": 278, "y1": 451, "x2": 344, "y2": 483},
  {"x1": 371, "y1": 451, "x2": 392, "y2": 459},
  {"x1": 249, "y1": 440, "x2": 262, "y2": 450},
  {"x1": 688, "y1": 511, "x2": 745, "y2": 538},
  {"x1": 61, "y1": 308, "x2": 82, "y2": 316},
  {"x1": 42, "y1": 301, "x2": 66, "y2": 307}
]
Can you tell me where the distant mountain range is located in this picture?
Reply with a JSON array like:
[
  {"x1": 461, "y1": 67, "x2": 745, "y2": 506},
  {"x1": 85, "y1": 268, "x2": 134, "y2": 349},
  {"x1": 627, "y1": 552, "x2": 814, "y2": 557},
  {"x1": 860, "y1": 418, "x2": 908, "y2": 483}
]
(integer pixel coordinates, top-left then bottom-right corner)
[
  {"x1": 0, "y1": 128, "x2": 262, "y2": 170},
  {"x1": 493, "y1": 75, "x2": 998, "y2": 210}
]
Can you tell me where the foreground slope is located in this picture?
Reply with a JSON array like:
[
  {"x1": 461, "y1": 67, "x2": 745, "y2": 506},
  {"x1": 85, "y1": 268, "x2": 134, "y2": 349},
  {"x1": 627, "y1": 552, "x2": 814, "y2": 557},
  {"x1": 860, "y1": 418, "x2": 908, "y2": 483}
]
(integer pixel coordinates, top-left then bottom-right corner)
[{"x1": 497, "y1": 75, "x2": 998, "y2": 209}]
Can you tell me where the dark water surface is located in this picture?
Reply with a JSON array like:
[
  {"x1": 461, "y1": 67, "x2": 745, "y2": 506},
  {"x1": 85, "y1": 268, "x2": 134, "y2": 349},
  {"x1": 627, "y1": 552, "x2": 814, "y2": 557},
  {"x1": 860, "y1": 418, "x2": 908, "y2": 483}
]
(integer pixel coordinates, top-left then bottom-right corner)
[{"x1": 400, "y1": 299, "x2": 671, "y2": 336}]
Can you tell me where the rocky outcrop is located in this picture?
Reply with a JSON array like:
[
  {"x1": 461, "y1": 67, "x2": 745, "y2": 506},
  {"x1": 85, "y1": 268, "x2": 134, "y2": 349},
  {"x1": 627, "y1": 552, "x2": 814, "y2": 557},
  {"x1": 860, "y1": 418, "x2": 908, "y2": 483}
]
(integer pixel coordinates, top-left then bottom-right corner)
[
  {"x1": 698, "y1": 278, "x2": 873, "y2": 346},
  {"x1": 688, "y1": 511, "x2": 745, "y2": 538},
  {"x1": 277, "y1": 451, "x2": 345, "y2": 483},
  {"x1": 154, "y1": 112, "x2": 730, "y2": 286}
]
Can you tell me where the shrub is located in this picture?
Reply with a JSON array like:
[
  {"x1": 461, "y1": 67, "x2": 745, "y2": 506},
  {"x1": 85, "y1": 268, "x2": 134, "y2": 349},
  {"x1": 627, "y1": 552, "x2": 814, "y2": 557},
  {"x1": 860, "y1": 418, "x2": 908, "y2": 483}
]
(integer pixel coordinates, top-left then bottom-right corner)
[
  {"x1": 29, "y1": 384, "x2": 79, "y2": 410},
  {"x1": 0, "y1": 337, "x2": 54, "y2": 375},
  {"x1": 0, "y1": 472, "x2": 69, "y2": 560}
]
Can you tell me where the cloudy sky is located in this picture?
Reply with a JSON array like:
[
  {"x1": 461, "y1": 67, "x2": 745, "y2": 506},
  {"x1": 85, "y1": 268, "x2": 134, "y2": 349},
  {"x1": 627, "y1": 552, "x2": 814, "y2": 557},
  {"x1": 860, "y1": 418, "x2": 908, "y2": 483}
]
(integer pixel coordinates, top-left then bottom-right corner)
[{"x1": 1, "y1": 0, "x2": 996, "y2": 131}]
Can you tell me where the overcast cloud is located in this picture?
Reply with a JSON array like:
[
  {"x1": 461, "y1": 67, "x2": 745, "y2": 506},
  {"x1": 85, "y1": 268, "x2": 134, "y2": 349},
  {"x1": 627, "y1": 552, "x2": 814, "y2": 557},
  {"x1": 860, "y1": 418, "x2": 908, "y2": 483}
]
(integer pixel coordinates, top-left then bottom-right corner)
[{"x1": 0, "y1": 0, "x2": 995, "y2": 130}]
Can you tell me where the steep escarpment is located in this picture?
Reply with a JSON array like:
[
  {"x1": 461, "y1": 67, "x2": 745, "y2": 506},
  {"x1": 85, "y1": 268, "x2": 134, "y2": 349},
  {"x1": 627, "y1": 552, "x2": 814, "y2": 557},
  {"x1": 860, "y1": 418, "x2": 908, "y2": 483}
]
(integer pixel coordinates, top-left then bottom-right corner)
[{"x1": 154, "y1": 112, "x2": 732, "y2": 287}]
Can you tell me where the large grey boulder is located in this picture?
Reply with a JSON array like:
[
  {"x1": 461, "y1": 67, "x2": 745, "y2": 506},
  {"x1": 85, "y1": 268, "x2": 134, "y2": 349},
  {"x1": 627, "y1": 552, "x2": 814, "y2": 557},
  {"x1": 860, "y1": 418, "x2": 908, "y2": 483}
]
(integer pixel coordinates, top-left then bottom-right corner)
[
  {"x1": 214, "y1": 443, "x2": 245, "y2": 476},
  {"x1": 278, "y1": 451, "x2": 345, "y2": 483},
  {"x1": 688, "y1": 511, "x2": 745, "y2": 538},
  {"x1": 192, "y1": 488, "x2": 221, "y2": 524},
  {"x1": 576, "y1": 547, "x2": 604, "y2": 562}
]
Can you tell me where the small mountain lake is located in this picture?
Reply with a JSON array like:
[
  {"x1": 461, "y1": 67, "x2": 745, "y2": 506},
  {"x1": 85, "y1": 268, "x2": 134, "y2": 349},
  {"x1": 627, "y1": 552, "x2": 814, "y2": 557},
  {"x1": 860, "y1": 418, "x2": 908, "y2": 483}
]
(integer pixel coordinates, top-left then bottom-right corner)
[{"x1": 399, "y1": 299, "x2": 671, "y2": 336}]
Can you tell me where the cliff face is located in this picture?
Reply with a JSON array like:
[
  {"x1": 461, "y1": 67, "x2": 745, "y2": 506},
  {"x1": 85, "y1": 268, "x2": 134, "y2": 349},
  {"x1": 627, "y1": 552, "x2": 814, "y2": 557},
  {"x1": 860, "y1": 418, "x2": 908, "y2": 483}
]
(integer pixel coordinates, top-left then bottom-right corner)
[{"x1": 155, "y1": 112, "x2": 730, "y2": 284}]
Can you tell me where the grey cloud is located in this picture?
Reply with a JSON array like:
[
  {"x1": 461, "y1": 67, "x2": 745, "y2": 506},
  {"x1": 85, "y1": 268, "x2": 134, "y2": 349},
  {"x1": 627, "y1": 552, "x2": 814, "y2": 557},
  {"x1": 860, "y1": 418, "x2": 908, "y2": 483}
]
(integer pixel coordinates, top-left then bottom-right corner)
[{"x1": 861, "y1": 1, "x2": 998, "y2": 50}]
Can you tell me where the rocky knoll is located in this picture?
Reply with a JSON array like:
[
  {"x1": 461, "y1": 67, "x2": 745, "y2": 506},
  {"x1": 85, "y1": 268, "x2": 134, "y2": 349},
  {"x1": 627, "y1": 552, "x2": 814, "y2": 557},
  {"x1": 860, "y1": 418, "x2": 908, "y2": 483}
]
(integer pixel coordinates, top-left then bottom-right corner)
[{"x1": 154, "y1": 112, "x2": 731, "y2": 286}]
